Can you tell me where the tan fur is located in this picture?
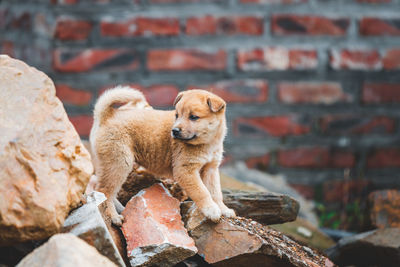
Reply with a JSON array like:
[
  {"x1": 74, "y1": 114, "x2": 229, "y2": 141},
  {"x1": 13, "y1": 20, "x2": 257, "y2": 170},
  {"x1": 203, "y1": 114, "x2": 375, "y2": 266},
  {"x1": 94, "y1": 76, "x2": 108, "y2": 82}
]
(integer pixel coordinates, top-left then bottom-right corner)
[{"x1": 90, "y1": 86, "x2": 235, "y2": 226}]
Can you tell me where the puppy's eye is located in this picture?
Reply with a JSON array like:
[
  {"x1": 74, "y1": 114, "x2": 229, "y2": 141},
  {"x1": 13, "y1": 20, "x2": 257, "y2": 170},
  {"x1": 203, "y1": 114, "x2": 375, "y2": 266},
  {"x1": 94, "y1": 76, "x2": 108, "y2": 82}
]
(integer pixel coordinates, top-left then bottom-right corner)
[
  {"x1": 189, "y1": 114, "x2": 199, "y2": 121},
  {"x1": 175, "y1": 113, "x2": 178, "y2": 119}
]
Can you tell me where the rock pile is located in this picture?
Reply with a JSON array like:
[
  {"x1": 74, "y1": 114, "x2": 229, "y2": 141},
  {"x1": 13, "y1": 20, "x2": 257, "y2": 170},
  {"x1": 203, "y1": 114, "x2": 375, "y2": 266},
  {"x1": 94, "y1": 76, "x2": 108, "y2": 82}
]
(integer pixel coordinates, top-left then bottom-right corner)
[{"x1": 0, "y1": 55, "x2": 334, "y2": 267}]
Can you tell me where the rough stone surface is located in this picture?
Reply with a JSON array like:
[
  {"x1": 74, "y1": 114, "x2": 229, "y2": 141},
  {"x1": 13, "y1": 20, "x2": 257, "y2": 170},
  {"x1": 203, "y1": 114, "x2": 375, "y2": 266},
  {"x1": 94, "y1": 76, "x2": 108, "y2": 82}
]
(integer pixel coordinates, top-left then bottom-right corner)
[
  {"x1": 222, "y1": 189, "x2": 299, "y2": 225},
  {"x1": 182, "y1": 203, "x2": 334, "y2": 267},
  {"x1": 0, "y1": 55, "x2": 93, "y2": 245},
  {"x1": 16, "y1": 234, "x2": 117, "y2": 267},
  {"x1": 121, "y1": 183, "x2": 197, "y2": 267},
  {"x1": 326, "y1": 228, "x2": 400, "y2": 267},
  {"x1": 63, "y1": 192, "x2": 126, "y2": 267},
  {"x1": 368, "y1": 189, "x2": 400, "y2": 229}
]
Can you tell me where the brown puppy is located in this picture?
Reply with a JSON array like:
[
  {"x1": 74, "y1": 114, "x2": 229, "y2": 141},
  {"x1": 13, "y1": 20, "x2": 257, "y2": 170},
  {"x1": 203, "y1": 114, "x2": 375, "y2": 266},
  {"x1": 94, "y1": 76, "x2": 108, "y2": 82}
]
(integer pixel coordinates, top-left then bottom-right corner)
[{"x1": 90, "y1": 86, "x2": 235, "y2": 226}]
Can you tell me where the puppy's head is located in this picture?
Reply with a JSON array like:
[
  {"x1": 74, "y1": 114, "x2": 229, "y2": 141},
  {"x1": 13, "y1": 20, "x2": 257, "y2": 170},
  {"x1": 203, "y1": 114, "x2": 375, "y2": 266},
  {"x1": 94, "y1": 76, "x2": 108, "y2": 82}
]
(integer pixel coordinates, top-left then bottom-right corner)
[{"x1": 172, "y1": 89, "x2": 226, "y2": 145}]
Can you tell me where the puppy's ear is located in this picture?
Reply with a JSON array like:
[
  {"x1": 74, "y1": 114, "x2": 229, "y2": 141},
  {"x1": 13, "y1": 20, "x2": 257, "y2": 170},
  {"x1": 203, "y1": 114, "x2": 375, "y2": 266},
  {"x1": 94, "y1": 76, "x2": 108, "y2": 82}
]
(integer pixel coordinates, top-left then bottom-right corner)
[
  {"x1": 173, "y1": 92, "x2": 184, "y2": 106},
  {"x1": 207, "y1": 96, "x2": 226, "y2": 113}
]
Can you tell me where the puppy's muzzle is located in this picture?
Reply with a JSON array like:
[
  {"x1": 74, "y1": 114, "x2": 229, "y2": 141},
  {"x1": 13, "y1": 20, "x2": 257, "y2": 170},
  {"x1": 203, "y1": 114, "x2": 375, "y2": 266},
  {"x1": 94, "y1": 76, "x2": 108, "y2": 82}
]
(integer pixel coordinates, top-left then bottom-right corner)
[{"x1": 172, "y1": 128, "x2": 181, "y2": 138}]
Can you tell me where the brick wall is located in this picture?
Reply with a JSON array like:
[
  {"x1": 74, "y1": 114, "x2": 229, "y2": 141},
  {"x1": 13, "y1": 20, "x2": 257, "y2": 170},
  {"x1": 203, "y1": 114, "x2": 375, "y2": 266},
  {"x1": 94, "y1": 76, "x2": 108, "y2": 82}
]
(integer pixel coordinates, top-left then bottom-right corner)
[{"x1": 1, "y1": 0, "x2": 400, "y2": 201}]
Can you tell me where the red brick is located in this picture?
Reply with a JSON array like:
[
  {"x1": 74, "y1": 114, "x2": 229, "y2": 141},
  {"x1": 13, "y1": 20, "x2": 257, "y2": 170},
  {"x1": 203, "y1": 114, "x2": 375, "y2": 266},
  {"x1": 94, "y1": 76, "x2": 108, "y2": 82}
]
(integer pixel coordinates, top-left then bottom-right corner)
[
  {"x1": 51, "y1": 0, "x2": 109, "y2": 4},
  {"x1": 55, "y1": 84, "x2": 92, "y2": 106},
  {"x1": 271, "y1": 15, "x2": 349, "y2": 36},
  {"x1": 234, "y1": 115, "x2": 310, "y2": 137},
  {"x1": 185, "y1": 16, "x2": 263, "y2": 35},
  {"x1": 330, "y1": 49, "x2": 382, "y2": 70},
  {"x1": 188, "y1": 80, "x2": 268, "y2": 103},
  {"x1": 1, "y1": 41, "x2": 14, "y2": 57},
  {"x1": 367, "y1": 148, "x2": 400, "y2": 168},
  {"x1": 320, "y1": 115, "x2": 395, "y2": 135},
  {"x1": 278, "y1": 147, "x2": 355, "y2": 168},
  {"x1": 289, "y1": 184, "x2": 314, "y2": 200},
  {"x1": 237, "y1": 48, "x2": 317, "y2": 71},
  {"x1": 101, "y1": 17, "x2": 180, "y2": 37},
  {"x1": 10, "y1": 12, "x2": 31, "y2": 31},
  {"x1": 69, "y1": 115, "x2": 93, "y2": 137},
  {"x1": 278, "y1": 82, "x2": 351, "y2": 104},
  {"x1": 241, "y1": 0, "x2": 307, "y2": 3},
  {"x1": 383, "y1": 49, "x2": 400, "y2": 70},
  {"x1": 323, "y1": 179, "x2": 371, "y2": 203},
  {"x1": 362, "y1": 83, "x2": 400, "y2": 103},
  {"x1": 245, "y1": 154, "x2": 270, "y2": 170},
  {"x1": 147, "y1": 49, "x2": 226, "y2": 71},
  {"x1": 53, "y1": 48, "x2": 139, "y2": 72},
  {"x1": 360, "y1": 17, "x2": 400, "y2": 36},
  {"x1": 54, "y1": 19, "x2": 92, "y2": 41}
]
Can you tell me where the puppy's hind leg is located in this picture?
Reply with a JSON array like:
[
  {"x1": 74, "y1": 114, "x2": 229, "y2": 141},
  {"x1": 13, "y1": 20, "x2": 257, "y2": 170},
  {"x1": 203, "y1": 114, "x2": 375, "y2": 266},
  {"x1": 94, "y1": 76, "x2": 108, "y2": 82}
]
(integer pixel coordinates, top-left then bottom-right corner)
[{"x1": 96, "y1": 144, "x2": 134, "y2": 226}]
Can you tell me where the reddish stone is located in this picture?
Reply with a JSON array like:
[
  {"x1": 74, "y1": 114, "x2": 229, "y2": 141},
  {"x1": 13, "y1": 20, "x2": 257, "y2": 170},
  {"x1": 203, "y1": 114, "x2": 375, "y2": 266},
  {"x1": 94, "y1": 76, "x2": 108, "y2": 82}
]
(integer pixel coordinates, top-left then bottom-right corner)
[
  {"x1": 101, "y1": 17, "x2": 180, "y2": 37},
  {"x1": 362, "y1": 83, "x2": 400, "y2": 103},
  {"x1": 360, "y1": 17, "x2": 400, "y2": 36},
  {"x1": 69, "y1": 115, "x2": 93, "y2": 137},
  {"x1": 271, "y1": 15, "x2": 349, "y2": 36},
  {"x1": 121, "y1": 184, "x2": 197, "y2": 266},
  {"x1": 383, "y1": 49, "x2": 400, "y2": 70},
  {"x1": 323, "y1": 179, "x2": 371, "y2": 203},
  {"x1": 54, "y1": 19, "x2": 92, "y2": 41},
  {"x1": 56, "y1": 84, "x2": 92, "y2": 106},
  {"x1": 147, "y1": 49, "x2": 226, "y2": 71},
  {"x1": 234, "y1": 115, "x2": 310, "y2": 137},
  {"x1": 278, "y1": 147, "x2": 355, "y2": 168},
  {"x1": 369, "y1": 190, "x2": 400, "y2": 229},
  {"x1": 241, "y1": 0, "x2": 307, "y2": 3},
  {"x1": 278, "y1": 82, "x2": 351, "y2": 104},
  {"x1": 319, "y1": 115, "x2": 395, "y2": 135},
  {"x1": 53, "y1": 49, "x2": 139, "y2": 72},
  {"x1": 367, "y1": 148, "x2": 400, "y2": 168},
  {"x1": 237, "y1": 47, "x2": 317, "y2": 71},
  {"x1": 185, "y1": 16, "x2": 263, "y2": 35},
  {"x1": 188, "y1": 80, "x2": 268, "y2": 103},
  {"x1": 245, "y1": 154, "x2": 270, "y2": 170},
  {"x1": 330, "y1": 49, "x2": 382, "y2": 70}
]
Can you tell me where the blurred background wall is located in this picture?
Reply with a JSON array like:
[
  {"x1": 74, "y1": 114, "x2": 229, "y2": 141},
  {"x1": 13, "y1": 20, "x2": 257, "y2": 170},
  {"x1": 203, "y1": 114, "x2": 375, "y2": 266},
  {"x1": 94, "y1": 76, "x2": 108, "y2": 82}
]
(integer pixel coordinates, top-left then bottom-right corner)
[{"x1": 1, "y1": 0, "x2": 399, "y2": 229}]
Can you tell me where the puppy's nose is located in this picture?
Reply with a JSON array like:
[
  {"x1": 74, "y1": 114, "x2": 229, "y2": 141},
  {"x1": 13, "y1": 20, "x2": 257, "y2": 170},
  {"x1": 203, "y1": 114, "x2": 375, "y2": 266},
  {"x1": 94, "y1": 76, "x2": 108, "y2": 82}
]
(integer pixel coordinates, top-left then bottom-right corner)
[{"x1": 172, "y1": 128, "x2": 181, "y2": 138}]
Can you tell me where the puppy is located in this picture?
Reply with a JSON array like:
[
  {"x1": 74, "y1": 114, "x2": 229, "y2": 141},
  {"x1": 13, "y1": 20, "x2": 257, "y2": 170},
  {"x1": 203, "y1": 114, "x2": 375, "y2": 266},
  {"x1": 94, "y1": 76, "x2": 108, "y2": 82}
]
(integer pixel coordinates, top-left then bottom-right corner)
[{"x1": 90, "y1": 86, "x2": 235, "y2": 226}]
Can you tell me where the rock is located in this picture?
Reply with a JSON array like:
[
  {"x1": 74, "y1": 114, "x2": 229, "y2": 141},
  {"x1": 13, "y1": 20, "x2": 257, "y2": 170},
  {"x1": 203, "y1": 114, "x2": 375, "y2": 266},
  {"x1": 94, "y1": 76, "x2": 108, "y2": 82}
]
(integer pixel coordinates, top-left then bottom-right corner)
[
  {"x1": 221, "y1": 162, "x2": 318, "y2": 226},
  {"x1": 326, "y1": 228, "x2": 400, "y2": 266},
  {"x1": 182, "y1": 202, "x2": 334, "y2": 267},
  {"x1": 16, "y1": 234, "x2": 117, "y2": 267},
  {"x1": 63, "y1": 192, "x2": 126, "y2": 267},
  {"x1": 0, "y1": 55, "x2": 93, "y2": 245},
  {"x1": 270, "y1": 218, "x2": 336, "y2": 251},
  {"x1": 121, "y1": 183, "x2": 197, "y2": 267},
  {"x1": 222, "y1": 189, "x2": 299, "y2": 225},
  {"x1": 368, "y1": 189, "x2": 400, "y2": 229}
]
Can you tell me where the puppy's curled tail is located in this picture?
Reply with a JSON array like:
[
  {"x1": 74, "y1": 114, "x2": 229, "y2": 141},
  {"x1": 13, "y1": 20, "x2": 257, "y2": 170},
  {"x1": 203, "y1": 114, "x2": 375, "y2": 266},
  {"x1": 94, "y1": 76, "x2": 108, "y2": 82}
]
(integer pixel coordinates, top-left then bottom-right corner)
[{"x1": 93, "y1": 86, "x2": 147, "y2": 125}]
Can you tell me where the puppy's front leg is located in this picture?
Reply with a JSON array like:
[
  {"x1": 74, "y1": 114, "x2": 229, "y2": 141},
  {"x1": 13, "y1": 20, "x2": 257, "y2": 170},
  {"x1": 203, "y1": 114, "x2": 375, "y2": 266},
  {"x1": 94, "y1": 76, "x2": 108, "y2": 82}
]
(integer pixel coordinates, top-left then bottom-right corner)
[
  {"x1": 173, "y1": 164, "x2": 221, "y2": 222},
  {"x1": 202, "y1": 163, "x2": 236, "y2": 218}
]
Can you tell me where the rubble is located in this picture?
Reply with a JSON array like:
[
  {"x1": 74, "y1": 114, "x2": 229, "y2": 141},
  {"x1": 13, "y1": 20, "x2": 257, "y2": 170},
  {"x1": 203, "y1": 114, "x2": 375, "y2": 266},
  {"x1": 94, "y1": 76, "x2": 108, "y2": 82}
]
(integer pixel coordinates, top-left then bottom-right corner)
[
  {"x1": 182, "y1": 202, "x2": 334, "y2": 267},
  {"x1": 368, "y1": 189, "x2": 400, "y2": 229},
  {"x1": 222, "y1": 189, "x2": 299, "y2": 224},
  {"x1": 16, "y1": 234, "x2": 117, "y2": 267},
  {"x1": 0, "y1": 55, "x2": 93, "y2": 245},
  {"x1": 63, "y1": 192, "x2": 126, "y2": 267},
  {"x1": 327, "y1": 228, "x2": 400, "y2": 266},
  {"x1": 121, "y1": 184, "x2": 197, "y2": 266}
]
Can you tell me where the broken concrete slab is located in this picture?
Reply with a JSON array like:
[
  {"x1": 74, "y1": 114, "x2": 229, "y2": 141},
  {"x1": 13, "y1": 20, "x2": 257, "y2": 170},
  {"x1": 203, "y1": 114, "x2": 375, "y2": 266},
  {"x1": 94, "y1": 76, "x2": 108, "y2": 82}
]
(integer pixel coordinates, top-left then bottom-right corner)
[
  {"x1": 63, "y1": 191, "x2": 125, "y2": 267},
  {"x1": 121, "y1": 183, "x2": 197, "y2": 267}
]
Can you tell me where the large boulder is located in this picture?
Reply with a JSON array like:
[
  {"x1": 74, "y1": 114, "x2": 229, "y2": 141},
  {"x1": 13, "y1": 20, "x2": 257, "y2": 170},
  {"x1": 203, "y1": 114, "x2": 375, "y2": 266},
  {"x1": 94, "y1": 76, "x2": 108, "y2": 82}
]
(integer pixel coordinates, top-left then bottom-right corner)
[
  {"x1": 121, "y1": 183, "x2": 197, "y2": 267},
  {"x1": 16, "y1": 234, "x2": 116, "y2": 267},
  {"x1": 0, "y1": 55, "x2": 93, "y2": 245},
  {"x1": 182, "y1": 202, "x2": 334, "y2": 267}
]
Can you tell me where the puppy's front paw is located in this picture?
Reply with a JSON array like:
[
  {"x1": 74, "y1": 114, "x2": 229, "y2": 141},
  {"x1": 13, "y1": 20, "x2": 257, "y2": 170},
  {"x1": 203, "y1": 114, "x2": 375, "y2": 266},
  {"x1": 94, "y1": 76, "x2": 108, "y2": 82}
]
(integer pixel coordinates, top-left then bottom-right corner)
[
  {"x1": 221, "y1": 206, "x2": 236, "y2": 218},
  {"x1": 201, "y1": 202, "x2": 222, "y2": 223},
  {"x1": 111, "y1": 214, "x2": 124, "y2": 226}
]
